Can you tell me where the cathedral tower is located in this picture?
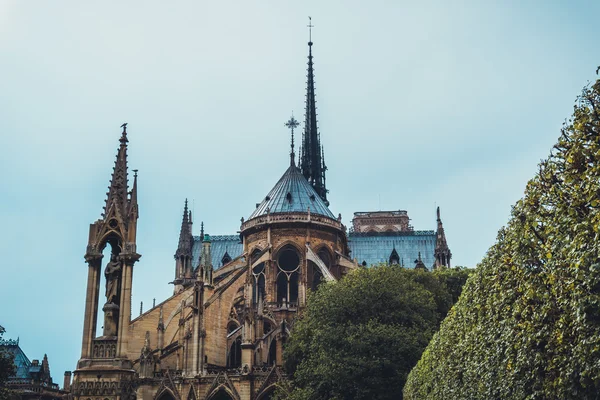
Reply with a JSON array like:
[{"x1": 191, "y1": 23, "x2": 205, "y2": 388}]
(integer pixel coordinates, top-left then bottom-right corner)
[
  {"x1": 72, "y1": 124, "x2": 141, "y2": 400},
  {"x1": 238, "y1": 112, "x2": 356, "y2": 371}
]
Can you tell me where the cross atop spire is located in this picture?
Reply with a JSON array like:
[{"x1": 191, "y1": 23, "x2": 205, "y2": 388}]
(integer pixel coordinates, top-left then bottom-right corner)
[
  {"x1": 285, "y1": 113, "x2": 299, "y2": 165},
  {"x1": 307, "y1": 16, "x2": 314, "y2": 44},
  {"x1": 120, "y1": 123, "x2": 128, "y2": 144}
]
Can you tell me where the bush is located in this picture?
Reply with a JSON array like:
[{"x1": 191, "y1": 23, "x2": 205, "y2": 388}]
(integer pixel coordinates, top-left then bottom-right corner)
[
  {"x1": 404, "y1": 77, "x2": 600, "y2": 399},
  {"x1": 280, "y1": 265, "x2": 471, "y2": 400}
]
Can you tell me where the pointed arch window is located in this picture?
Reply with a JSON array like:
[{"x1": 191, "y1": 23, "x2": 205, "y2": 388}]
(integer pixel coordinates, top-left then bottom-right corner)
[
  {"x1": 267, "y1": 339, "x2": 277, "y2": 365},
  {"x1": 389, "y1": 248, "x2": 400, "y2": 265},
  {"x1": 276, "y1": 246, "x2": 300, "y2": 306},
  {"x1": 221, "y1": 251, "x2": 232, "y2": 266},
  {"x1": 227, "y1": 337, "x2": 242, "y2": 368},
  {"x1": 317, "y1": 248, "x2": 331, "y2": 269},
  {"x1": 308, "y1": 261, "x2": 323, "y2": 291},
  {"x1": 252, "y1": 262, "x2": 266, "y2": 305}
]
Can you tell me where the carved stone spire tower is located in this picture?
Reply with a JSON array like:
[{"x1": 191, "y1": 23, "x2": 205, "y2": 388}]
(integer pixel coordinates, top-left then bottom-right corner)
[
  {"x1": 173, "y1": 199, "x2": 194, "y2": 293},
  {"x1": 74, "y1": 123, "x2": 141, "y2": 400},
  {"x1": 434, "y1": 207, "x2": 452, "y2": 268},
  {"x1": 300, "y1": 18, "x2": 328, "y2": 205}
]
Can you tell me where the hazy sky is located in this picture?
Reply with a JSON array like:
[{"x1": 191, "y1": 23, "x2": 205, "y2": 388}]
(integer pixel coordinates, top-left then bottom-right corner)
[{"x1": 1, "y1": 0, "x2": 599, "y2": 383}]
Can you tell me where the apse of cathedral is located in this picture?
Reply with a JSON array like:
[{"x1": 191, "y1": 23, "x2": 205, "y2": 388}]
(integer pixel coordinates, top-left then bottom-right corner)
[{"x1": 71, "y1": 36, "x2": 452, "y2": 400}]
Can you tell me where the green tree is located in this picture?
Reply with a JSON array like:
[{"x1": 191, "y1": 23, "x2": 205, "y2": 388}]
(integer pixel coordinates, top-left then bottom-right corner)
[
  {"x1": 279, "y1": 266, "x2": 471, "y2": 400},
  {"x1": 404, "y1": 76, "x2": 600, "y2": 399},
  {"x1": 0, "y1": 326, "x2": 16, "y2": 400}
]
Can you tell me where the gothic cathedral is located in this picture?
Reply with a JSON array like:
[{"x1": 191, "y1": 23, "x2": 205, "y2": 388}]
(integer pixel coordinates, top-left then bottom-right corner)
[{"x1": 71, "y1": 38, "x2": 452, "y2": 400}]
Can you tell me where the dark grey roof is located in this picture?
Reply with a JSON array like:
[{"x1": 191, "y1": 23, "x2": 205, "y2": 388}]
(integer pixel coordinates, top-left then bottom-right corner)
[
  {"x1": 348, "y1": 231, "x2": 437, "y2": 268},
  {"x1": 248, "y1": 164, "x2": 335, "y2": 220},
  {"x1": 192, "y1": 235, "x2": 243, "y2": 268}
]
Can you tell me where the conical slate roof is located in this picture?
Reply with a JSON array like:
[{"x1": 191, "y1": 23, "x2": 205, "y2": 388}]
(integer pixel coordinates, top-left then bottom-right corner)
[{"x1": 249, "y1": 164, "x2": 335, "y2": 220}]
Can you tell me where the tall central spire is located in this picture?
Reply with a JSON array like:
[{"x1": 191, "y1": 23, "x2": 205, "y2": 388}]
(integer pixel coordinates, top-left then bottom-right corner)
[{"x1": 300, "y1": 17, "x2": 328, "y2": 205}]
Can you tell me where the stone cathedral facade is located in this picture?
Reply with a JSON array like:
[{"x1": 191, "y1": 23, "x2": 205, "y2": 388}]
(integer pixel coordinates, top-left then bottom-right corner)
[{"x1": 71, "y1": 39, "x2": 452, "y2": 400}]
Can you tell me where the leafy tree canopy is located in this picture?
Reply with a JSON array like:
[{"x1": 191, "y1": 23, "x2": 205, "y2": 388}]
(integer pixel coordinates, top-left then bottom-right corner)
[
  {"x1": 405, "y1": 77, "x2": 600, "y2": 399},
  {"x1": 279, "y1": 265, "x2": 471, "y2": 400},
  {"x1": 0, "y1": 325, "x2": 16, "y2": 400}
]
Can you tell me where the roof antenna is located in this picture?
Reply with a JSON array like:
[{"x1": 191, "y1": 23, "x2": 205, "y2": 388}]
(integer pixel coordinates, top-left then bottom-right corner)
[
  {"x1": 285, "y1": 113, "x2": 299, "y2": 166},
  {"x1": 307, "y1": 16, "x2": 314, "y2": 44}
]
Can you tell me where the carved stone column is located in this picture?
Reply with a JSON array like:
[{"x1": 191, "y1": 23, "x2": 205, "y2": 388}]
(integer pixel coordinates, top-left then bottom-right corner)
[
  {"x1": 81, "y1": 252, "x2": 102, "y2": 358},
  {"x1": 116, "y1": 249, "x2": 140, "y2": 357}
]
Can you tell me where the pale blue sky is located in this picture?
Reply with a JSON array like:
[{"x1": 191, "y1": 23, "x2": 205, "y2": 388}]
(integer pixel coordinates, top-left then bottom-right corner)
[{"x1": 1, "y1": 0, "x2": 598, "y2": 382}]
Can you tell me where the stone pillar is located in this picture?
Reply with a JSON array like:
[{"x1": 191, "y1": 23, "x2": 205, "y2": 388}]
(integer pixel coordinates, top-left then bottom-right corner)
[
  {"x1": 241, "y1": 342, "x2": 254, "y2": 371},
  {"x1": 275, "y1": 334, "x2": 284, "y2": 366},
  {"x1": 157, "y1": 306, "x2": 165, "y2": 355},
  {"x1": 241, "y1": 315, "x2": 255, "y2": 371},
  {"x1": 299, "y1": 253, "x2": 307, "y2": 308},
  {"x1": 190, "y1": 282, "x2": 205, "y2": 376},
  {"x1": 116, "y1": 253, "x2": 138, "y2": 357},
  {"x1": 63, "y1": 371, "x2": 71, "y2": 391},
  {"x1": 102, "y1": 303, "x2": 119, "y2": 337},
  {"x1": 81, "y1": 254, "x2": 102, "y2": 358}
]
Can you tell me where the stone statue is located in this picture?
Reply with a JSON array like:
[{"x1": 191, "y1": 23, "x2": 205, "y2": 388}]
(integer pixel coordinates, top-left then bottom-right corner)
[{"x1": 104, "y1": 253, "x2": 121, "y2": 304}]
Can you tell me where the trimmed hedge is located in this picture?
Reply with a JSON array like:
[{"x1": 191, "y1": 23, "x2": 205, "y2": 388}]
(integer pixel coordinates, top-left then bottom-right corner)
[{"x1": 404, "y1": 78, "x2": 600, "y2": 399}]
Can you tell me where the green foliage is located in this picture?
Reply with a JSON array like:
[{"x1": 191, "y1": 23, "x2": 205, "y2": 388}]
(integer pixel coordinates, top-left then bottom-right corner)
[
  {"x1": 0, "y1": 326, "x2": 16, "y2": 400},
  {"x1": 279, "y1": 266, "x2": 471, "y2": 400},
  {"x1": 404, "y1": 78, "x2": 600, "y2": 400}
]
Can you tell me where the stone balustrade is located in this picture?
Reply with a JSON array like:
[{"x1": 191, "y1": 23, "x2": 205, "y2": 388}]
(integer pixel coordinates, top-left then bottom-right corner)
[{"x1": 241, "y1": 212, "x2": 344, "y2": 232}]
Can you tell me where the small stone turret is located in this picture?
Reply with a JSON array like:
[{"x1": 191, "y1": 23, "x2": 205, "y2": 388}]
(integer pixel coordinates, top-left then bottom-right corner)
[
  {"x1": 434, "y1": 207, "x2": 452, "y2": 268},
  {"x1": 173, "y1": 199, "x2": 194, "y2": 293},
  {"x1": 414, "y1": 252, "x2": 428, "y2": 271}
]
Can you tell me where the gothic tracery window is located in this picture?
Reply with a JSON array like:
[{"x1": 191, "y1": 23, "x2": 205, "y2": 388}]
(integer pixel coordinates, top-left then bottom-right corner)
[
  {"x1": 276, "y1": 246, "x2": 300, "y2": 306},
  {"x1": 252, "y1": 262, "x2": 266, "y2": 305}
]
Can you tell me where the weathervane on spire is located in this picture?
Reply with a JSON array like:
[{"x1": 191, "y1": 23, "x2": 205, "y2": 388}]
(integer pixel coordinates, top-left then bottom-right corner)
[
  {"x1": 307, "y1": 16, "x2": 314, "y2": 44},
  {"x1": 285, "y1": 113, "x2": 299, "y2": 165}
]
